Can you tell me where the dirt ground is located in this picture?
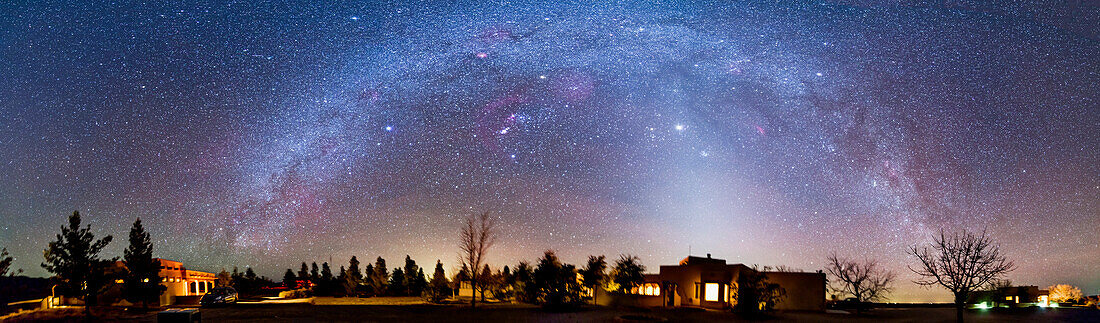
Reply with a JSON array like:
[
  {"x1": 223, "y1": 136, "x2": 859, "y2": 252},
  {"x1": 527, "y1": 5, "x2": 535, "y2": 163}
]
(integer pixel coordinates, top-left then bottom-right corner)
[{"x1": 5, "y1": 300, "x2": 1098, "y2": 322}]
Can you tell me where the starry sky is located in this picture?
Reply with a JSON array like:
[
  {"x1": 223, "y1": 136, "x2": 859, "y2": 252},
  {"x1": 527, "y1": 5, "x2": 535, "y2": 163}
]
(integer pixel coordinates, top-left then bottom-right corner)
[{"x1": 1, "y1": 0, "x2": 1097, "y2": 302}]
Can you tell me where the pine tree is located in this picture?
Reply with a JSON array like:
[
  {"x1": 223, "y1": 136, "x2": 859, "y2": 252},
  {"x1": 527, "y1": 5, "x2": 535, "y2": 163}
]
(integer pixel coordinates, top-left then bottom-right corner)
[
  {"x1": 498, "y1": 266, "x2": 513, "y2": 301},
  {"x1": 342, "y1": 265, "x2": 358, "y2": 296},
  {"x1": 42, "y1": 211, "x2": 114, "y2": 314},
  {"x1": 534, "y1": 250, "x2": 582, "y2": 308},
  {"x1": 403, "y1": 256, "x2": 419, "y2": 296},
  {"x1": 364, "y1": 264, "x2": 374, "y2": 295},
  {"x1": 371, "y1": 257, "x2": 388, "y2": 296},
  {"x1": 283, "y1": 269, "x2": 297, "y2": 289},
  {"x1": 335, "y1": 266, "x2": 348, "y2": 296},
  {"x1": 480, "y1": 265, "x2": 493, "y2": 302},
  {"x1": 310, "y1": 262, "x2": 320, "y2": 282},
  {"x1": 456, "y1": 263, "x2": 471, "y2": 286},
  {"x1": 427, "y1": 260, "x2": 451, "y2": 303},
  {"x1": 217, "y1": 269, "x2": 232, "y2": 287},
  {"x1": 298, "y1": 262, "x2": 309, "y2": 281},
  {"x1": 122, "y1": 218, "x2": 165, "y2": 308},
  {"x1": 389, "y1": 268, "x2": 407, "y2": 296},
  {"x1": 513, "y1": 261, "x2": 537, "y2": 303},
  {"x1": 415, "y1": 268, "x2": 428, "y2": 297},
  {"x1": 348, "y1": 256, "x2": 363, "y2": 283},
  {"x1": 318, "y1": 262, "x2": 333, "y2": 296},
  {"x1": 321, "y1": 262, "x2": 333, "y2": 281}
]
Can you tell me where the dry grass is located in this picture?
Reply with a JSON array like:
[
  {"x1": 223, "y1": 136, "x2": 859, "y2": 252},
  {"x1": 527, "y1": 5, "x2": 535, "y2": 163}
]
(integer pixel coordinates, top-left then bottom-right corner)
[
  {"x1": 2, "y1": 306, "x2": 158, "y2": 322},
  {"x1": 311, "y1": 296, "x2": 427, "y2": 306},
  {"x1": 5, "y1": 301, "x2": 1097, "y2": 322}
]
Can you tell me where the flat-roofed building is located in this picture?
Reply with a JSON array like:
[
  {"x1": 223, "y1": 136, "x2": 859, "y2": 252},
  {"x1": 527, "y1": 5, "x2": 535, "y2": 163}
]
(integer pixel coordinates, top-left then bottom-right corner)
[
  {"x1": 154, "y1": 259, "x2": 217, "y2": 305},
  {"x1": 608, "y1": 254, "x2": 825, "y2": 311}
]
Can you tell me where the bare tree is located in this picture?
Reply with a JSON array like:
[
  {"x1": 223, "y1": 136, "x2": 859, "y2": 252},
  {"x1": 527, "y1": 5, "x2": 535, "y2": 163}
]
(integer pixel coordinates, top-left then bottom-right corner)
[
  {"x1": 459, "y1": 211, "x2": 497, "y2": 307},
  {"x1": 909, "y1": 230, "x2": 1015, "y2": 323},
  {"x1": 825, "y1": 253, "x2": 895, "y2": 314}
]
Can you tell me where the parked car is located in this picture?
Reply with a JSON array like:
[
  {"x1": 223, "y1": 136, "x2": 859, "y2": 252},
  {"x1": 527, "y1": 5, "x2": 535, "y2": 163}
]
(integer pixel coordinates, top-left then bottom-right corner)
[{"x1": 200, "y1": 287, "x2": 238, "y2": 306}]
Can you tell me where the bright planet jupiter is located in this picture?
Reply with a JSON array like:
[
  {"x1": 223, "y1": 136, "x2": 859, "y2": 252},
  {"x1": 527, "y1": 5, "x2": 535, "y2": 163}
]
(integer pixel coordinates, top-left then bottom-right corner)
[{"x1": 0, "y1": 1, "x2": 1096, "y2": 302}]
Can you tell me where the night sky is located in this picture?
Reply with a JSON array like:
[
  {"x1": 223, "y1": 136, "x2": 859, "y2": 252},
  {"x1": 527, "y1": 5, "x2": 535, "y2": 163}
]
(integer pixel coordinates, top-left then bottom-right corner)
[{"x1": 1, "y1": 1, "x2": 1097, "y2": 302}]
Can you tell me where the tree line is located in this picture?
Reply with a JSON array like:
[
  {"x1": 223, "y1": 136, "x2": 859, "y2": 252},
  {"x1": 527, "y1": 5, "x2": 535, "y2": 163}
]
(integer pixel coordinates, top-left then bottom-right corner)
[
  {"x1": 34, "y1": 211, "x2": 166, "y2": 317},
  {"x1": 17, "y1": 210, "x2": 1093, "y2": 323},
  {"x1": 269, "y1": 250, "x2": 651, "y2": 310},
  {"x1": 268, "y1": 255, "x2": 432, "y2": 298}
]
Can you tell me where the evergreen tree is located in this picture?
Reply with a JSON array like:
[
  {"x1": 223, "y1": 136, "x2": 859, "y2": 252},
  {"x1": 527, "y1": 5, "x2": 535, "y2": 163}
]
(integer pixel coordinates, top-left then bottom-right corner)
[
  {"x1": 230, "y1": 267, "x2": 242, "y2": 288},
  {"x1": 426, "y1": 260, "x2": 451, "y2": 303},
  {"x1": 414, "y1": 268, "x2": 428, "y2": 297},
  {"x1": 371, "y1": 257, "x2": 388, "y2": 296},
  {"x1": 310, "y1": 262, "x2": 320, "y2": 282},
  {"x1": 342, "y1": 265, "x2": 358, "y2": 296},
  {"x1": 480, "y1": 265, "x2": 493, "y2": 302},
  {"x1": 364, "y1": 264, "x2": 374, "y2": 295},
  {"x1": 122, "y1": 218, "x2": 165, "y2": 308},
  {"x1": 217, "y1": 269, "x2": 232, "y2": 287},
  {"x1": 240, "y1": 267, "x2": 259, "y2": 294},
  {"x1": 502, "y1": 266, "x2": 513, "y2": 286},
  {"x1": 348, "y1": 256, "x2": 363, "y2": 282},
  {"x1": 513, "y1": 261, "x2": 537, "y2": 303},
  {"x1": 283, "y1": 269, "x2": 297, "y2": 289},
  {"x1": 42, "y1": 211, "x2": 114, "y2": 314},
  {"x1": 403, "y1": 256, "x2": 419, "y2": 295},
  {"x1": 496, "y1": 266, "x2": 513, "y2": 301},
  {"x1": 388, "y1": 268, "x2": 407, "y2": 296},
  {"x1": 533, "y1": 250, "x2": 582, "y2": 308},
  {"x1": 318, "y1": 262, "x2": 333, "y2": 296},
  {"x1": 298, "y1": 262, "x2": 309, "y2": 281},
  {"x1": 336, "y1": 266, "x2": 349, "y2": 297},
  {"x1": 579, "y1": 255, "x2": 607, "y2": 304},
  {"x1": 321, "y1": 262, "x2": 333, "y2": 280},
  {"x1": 455, "y1": 263, "x2": 471, "y2": 289}
]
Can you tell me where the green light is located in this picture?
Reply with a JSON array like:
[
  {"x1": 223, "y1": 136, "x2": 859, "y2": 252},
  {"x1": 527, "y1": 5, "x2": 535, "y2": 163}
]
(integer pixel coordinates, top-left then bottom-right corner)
[{"x1": 975, "y1": 302, "x2": 989, "y2": 310}]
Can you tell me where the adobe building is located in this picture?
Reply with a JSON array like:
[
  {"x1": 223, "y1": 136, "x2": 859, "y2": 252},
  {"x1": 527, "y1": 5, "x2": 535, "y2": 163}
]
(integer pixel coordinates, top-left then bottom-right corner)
[
  {"x1": 968, "y1": 285, "x2": 1052, "y2": 308},
  {"x1": 103, "y1": 258, "x2": 217, "y2": 306},
  {"x1": 153, "y1": 259, "x2": 217, "y2": 305},
  {"x1": 602, "y1": 254, "x2": 825, "y2": 311}
]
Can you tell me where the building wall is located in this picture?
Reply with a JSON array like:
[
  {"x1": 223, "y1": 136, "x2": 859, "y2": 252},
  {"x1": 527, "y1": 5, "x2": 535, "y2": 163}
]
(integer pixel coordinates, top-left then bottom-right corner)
[
  {"x1": 656, "y1": 264, "x2": 744, "y2": 308},
  {"x1": 765, "y1": 271, "x2": 825, "y2": 311},
  {"x1": 455, "y1": 280, "x2": 498, "y2": 299},
  {"x1": 155, "y1": 259, "x2": 216, "y2": 306}
]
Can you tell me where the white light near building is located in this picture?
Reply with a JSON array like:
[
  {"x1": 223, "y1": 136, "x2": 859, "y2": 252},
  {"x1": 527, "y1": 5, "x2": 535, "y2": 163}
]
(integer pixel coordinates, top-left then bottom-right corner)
[{"x1": 705, "y1": 283, "x2": 720, "y2": 301}]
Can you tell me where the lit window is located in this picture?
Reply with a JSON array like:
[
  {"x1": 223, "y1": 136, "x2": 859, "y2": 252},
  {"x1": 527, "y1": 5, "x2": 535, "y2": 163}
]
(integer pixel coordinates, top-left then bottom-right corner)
[
  {"x1": 640, "y1": 283, "x2": 660, "y2": 296},
  {"x1": 1006, "y1": 296, "x2": 1013, "y2": 301},
  {"x1": 705, "y1": 283, "x2": 720, "y2": 301}
]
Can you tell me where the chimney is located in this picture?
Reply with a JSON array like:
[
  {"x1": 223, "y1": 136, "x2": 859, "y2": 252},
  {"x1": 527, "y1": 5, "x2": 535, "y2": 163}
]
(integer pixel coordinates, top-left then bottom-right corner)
[{"x1": 707, "y1": 253, "x2": 711, "y2": 259}]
